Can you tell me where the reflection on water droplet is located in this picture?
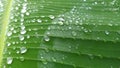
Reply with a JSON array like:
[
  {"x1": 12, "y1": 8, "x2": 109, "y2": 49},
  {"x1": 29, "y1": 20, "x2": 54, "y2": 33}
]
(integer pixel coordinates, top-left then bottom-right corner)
[
  {"x1": 20, "y1": 47, "x2": 27, "y2": 54},
  {"x1": 7, "y1": 57, "x2": 13, "y2": 65}
]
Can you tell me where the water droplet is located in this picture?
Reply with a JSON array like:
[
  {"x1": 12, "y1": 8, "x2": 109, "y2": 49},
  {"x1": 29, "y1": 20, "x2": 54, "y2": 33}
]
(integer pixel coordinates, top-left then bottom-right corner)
[
  {"x1": 19, "y1": 35, "x2": 24, "y2": 41},
  {"x1": 42, "y1": 61, "x2": 48, "y2": 65},
  {"x1": 105, "y1": 31, "x2": 110, "y2": 35},
  {"x1": 20, "y1": 56, "x2": 24, "y2": 61},
  {"x1": 20, "y1": 25, "x2": 25, "y2": 30},
  {"x1": 21, "y1": 8, "x2": 27, "y2": 13},
  {"x1": 58, "y1": 17, "x2": 65, "y2": 21},
  {"x1": 20, "y1": 29, "x2": 26, "y2": 34},
  {"x1": 7, "y1": 43, "x2": 11, "y2": 47},
  {"x1": 58, "y1": 21, "x2": 63, "y2": 25},
  {"x1": 7, "y1": 31, "x2": 12, "y2": 36},
  {"x1": 88, "y1": 54, "x2": 94, "y2": 59},
  {"x1": 49, "y1": 15, "x2": 55, "y2": 19},
  {"x1": 10, "y1": 27, "x2": 14, "y2": 31},
  {"x1": 52, "y1": 57, "x2": 56, "y2": 62},
  {"x1": 37, "y1": 19, "x2": 42, "y2": 23},
  {"x1": 20, "y1": 47, "x2": 27, "y2": 54},
  {"x1": 72, "y1": 31, "x2": 77, "y2": 36},
  {"x1": 16, "y1": 50, "x2": 20, "y2": 54},
  {"x1": 26, "y1": 12, "x2": 30, "y2": 15},
  {"x1": 44, "y1": 36, "x2": 50, "y2": 42},
  {"x1": 7, "y1": 57, "x2": 13, "y2": 65},
  {"x1": 27, "y1": 35, "x2": 30, "y2": 39}
]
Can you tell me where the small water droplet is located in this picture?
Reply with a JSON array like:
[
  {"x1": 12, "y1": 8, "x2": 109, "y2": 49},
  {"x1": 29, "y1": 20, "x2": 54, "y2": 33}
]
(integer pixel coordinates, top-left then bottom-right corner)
[
  {"x1": 20, "y1": 56, "x2": 24, "y2": 61},
  {"x1": 52, "y1": 57, "x2": 56, "y2": 62},
  {"x1": 44, "y1": 36, "x2": 50, "y2": 42},
  {"x1": 26, "y1": 12, "x2": 30, "y2": 15},
  {"x1": 49, "y1": 15, "x2": 55, "y2": 19},
  {"x1": 42, "y1": 61, "x2": 48, "y2": 65},
  {"x1": 27, "y1": 35, "x2": 30, "y2": 39},
  {"x1": 7, "y1": 57, "x2": 13, "y2": 65},
  {"x1": 37, "y1": 19, "x2": 42, "y2": 23},
  {"x1": 21, "y1": 25, "x2": 25, "y2": 30},
  {"x1": 72, "y1": 31, "x2": 77, "y2": 36},
  {"x1": 16, "y1": 50, "x2": 20, "y2": 54},
  {"x1": 7, "y1": 43, "x2": 11, "y2": 47},
  {"x1": 7, "y1": 31, "x2": 12, "y2": 36},
  {"x1": 20, "y1": 47, "x2": 27, "y2": 54},
  {"x1": 58, "y1": 21, "x2": 63, "y2": 25},
  {"x1": 105, "y1": 31, "x2": 110, "y2": 35},
  {"x1": 20, "y1": 29, "x2": 26, "y2": 34},
  {"x1": 19, "y1": 35, "x2": 24, "y2": 41},
  {"x1": 87, "y1": 54, "x2": 93, "y2": 59}
]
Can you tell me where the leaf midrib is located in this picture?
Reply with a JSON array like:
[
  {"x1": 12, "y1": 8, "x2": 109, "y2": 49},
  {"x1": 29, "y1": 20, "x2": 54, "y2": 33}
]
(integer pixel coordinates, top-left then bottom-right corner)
[{"x1": 0, "y1": 0, "x2": 13, "y2": 67}]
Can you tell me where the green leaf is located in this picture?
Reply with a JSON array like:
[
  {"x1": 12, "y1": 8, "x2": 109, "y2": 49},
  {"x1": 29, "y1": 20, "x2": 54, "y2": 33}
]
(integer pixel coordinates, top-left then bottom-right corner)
[{"x1": 1, "y1": 0, "x2": 120, "y2": 68}]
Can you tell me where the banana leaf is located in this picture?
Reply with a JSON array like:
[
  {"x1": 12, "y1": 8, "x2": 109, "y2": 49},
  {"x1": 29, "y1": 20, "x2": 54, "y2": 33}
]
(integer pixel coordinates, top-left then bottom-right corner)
[{"x1": 0, "y1": 0, "x2": 120, "y2": 68}]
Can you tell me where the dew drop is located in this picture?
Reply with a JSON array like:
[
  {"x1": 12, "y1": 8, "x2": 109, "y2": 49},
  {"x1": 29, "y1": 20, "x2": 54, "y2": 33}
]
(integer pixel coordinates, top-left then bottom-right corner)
[
  {"x1": 44, "y1": 36, "x2": 50, "y2": 42},
  {"x1": 16, "y1": 50, "x2": 20, "y2": 54},
  {"x1": 105, "y1": 31, "x2": 110, "y2": 35},
  {"x1": 20, "y1": 25, "x2": 25, "y2": 30},
  {"x1": 19, "y1": 35, "x2": 24, "y2": 41},
  {"x1": 58, "y1": 17, "x2": 65, "y2": 21},
  {"x1": 49, "y1": 15, "x2": 55, "y2": 19},
  {"x1": 52, "y1": 57, "x2": 56, "y2": 62},
  {"x1": 20, "y1": 29, "x2": 26, "y2": 34},
  {"x1": 20, "y1": 47, "x2": 27, "y2": 54},
  {"x1": 7, "y1": 31, "x2": 12, "y2": 37},
  {"x1": 27, "y1": 35, "x2": 30, "y2": 39},
  {"x1": 72, "y1": 31, "x2": 77, "y2": 36},
  {"x1": 26, "y1": 12, "x2": 30, "y2": 15},
  {"x1": 20, "y1": 56, "x2": 24, "y2": 61},
  {"x1": 58, "y1": 21, "x2": 63, "y2": 25},
  {"x1": 37, "y1": 19, "x2": 42, "y2": 23},
  {"x1": 88, "y1": 54, "x2": 94, "y2": 59},
  {"x1": 7, "y1": 43, "x2": 11, "y2": 47},
  {"x1": 7, "y1": 57, "x2": 13, "y2": 65}
]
